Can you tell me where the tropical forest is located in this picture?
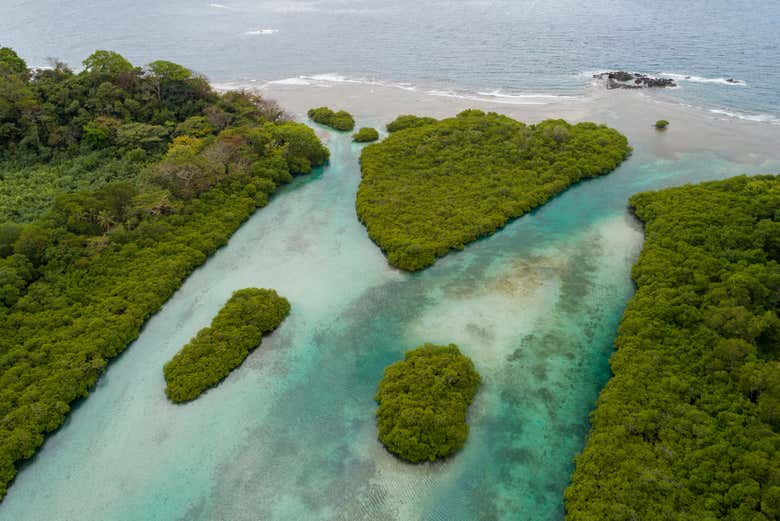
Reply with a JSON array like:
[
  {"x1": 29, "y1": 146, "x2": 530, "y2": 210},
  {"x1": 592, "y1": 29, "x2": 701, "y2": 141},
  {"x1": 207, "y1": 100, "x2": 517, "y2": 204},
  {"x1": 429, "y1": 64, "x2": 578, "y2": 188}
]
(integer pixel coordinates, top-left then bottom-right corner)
[{"x1": 0, "y1": 47, "x2": 327, "y2": 499}]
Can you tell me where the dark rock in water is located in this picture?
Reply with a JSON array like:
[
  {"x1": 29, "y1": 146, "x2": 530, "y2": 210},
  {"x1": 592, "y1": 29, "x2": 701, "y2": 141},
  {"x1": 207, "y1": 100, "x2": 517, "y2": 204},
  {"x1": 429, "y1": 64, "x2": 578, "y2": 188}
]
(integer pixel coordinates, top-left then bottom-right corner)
[
  {"x1": 609, "y1": 70, "x2": 635, "y2": 82},
  {"x1": 593, "y1": 71, "x2": 676, "y2": 89},
  {"x1": 726, "y1": 78, "x2": 737, "y2": 83}
]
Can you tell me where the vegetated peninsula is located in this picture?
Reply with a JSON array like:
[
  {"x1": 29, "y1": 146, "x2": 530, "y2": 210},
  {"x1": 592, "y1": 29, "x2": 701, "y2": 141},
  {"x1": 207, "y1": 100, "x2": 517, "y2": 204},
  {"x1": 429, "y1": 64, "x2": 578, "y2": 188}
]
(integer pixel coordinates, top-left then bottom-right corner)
[
  {"x1": 164, "y1": 288, "x2": 290, "y2": 403},
  {"x1": 307, "y1": 106, "x2": 355, "y2": 131},
  {"x1": 566, "y1": 175, "x2": 780, "y2": 520},
  {"x1": 375, "y1": 343, "x2": 481, "y2": 463},
  {"x1": 357, "y1": 110, "x2": 631, "y2": 271},
  {"x1": 0, "y1": 48, "x2": 328, "y2": 499}
]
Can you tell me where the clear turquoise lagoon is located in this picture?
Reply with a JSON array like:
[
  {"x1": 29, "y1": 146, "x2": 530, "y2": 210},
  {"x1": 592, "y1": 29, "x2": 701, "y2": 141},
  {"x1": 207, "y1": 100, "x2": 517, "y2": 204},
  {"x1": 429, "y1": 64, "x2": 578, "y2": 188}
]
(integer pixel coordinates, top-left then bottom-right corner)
[{"x1": 1, "y1": 112, "x2": 772, "y2": 520}]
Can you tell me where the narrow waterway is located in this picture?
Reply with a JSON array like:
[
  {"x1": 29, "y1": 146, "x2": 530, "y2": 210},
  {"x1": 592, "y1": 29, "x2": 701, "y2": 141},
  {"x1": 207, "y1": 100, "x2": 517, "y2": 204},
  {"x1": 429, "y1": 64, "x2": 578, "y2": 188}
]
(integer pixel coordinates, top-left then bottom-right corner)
[{"x1": 0, "y1": 113, "x2": 770, "y2": 520}]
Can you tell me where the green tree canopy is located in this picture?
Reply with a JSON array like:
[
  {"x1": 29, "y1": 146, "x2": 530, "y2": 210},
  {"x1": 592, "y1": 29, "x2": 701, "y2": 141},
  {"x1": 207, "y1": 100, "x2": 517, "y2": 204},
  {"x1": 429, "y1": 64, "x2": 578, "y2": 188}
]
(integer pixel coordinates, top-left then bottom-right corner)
[
  {"x1": 357, "y1": 111, "x2": 631, "y2": 270},
  {"x1": 0, "y1": 47, "x2": 27, "y2": 76},
  {"x1": 82, "y1": 50, "x2": 134, "y2": 77},
  {"x1": 375, "y1": 343, "x2": 481, "y2": 462},
  {"x1": 163, "y1": 288, "x2": 291, "y2": 403},
  {"x1": 353, "y1": 127, "x2": 379, "y2": 143},
  {"x1": 307, "y1": 106, "x2": 355, "y2": 131},
  {"x1": 147, "y1": 60, "x2": 192, "y2": 82},
  {"x1": 385, "y1": 114, "x2": 437, "y2": 133},
  {"x1": 566, "y1": 175, "x2": 780, "y2": 520}
]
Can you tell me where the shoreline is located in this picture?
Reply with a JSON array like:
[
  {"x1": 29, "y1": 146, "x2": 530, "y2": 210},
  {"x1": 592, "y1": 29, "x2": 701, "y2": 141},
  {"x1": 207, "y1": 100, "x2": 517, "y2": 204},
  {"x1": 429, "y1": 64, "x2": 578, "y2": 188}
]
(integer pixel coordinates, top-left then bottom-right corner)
[{"x1": 244, "y1": 79, "x2": 780, "y2": 167}]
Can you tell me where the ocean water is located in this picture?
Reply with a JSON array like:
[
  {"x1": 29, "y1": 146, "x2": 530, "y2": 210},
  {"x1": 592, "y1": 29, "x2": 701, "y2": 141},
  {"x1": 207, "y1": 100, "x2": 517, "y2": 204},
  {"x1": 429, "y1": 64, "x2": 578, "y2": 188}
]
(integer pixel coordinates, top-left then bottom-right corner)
[
  {"x1": 0, "y1": 123, "x2": 770, "y2": 520},
  {"x1": 1, "y1": 0, "x2": 779, "y2": 122}
]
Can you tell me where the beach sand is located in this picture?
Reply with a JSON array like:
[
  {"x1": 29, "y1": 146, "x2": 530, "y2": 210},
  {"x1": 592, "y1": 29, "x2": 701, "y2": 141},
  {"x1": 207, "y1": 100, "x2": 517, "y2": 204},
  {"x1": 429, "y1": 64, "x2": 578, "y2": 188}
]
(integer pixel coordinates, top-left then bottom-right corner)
[{"x1": 254, "y1": 80, "x2": 780, "y2": 167}]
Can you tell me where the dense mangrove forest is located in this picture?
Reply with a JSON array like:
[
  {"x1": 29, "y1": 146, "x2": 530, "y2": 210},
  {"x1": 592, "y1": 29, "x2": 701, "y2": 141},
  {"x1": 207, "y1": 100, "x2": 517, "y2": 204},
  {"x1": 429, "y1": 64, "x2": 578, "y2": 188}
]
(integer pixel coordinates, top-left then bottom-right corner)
[
  {"x1": 357, "y1": 110, "x2": 631, "y2": 271},
  {"x1": 0, "y1": 47, "x2": 328, "y2": 499},
  {"x1": 566, "y1": 175, "x2": 780, "y2": 520}
]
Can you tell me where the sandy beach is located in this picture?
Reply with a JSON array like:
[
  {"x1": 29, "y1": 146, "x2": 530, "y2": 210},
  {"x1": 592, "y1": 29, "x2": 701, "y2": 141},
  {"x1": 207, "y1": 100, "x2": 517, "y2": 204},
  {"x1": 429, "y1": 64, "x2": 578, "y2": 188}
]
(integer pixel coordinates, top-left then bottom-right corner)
[{"x1": 249, "y1": 80, "x2": 780, "y2": 167}]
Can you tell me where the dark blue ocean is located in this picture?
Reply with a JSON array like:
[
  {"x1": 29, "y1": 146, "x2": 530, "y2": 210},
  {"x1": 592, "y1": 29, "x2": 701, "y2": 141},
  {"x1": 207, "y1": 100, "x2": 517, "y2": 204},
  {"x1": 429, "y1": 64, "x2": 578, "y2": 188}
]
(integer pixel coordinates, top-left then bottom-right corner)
[{"x1": 1, "y1": 0, "x2": 779, "y2": 123}]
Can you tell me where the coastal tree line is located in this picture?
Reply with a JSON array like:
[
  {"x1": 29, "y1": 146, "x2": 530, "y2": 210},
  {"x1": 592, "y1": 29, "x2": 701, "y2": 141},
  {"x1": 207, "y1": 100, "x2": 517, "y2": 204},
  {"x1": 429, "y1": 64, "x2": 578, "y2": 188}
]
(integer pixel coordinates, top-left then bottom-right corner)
[
  {"x1": 565, "y1": 175, "x2": 780, "y2": 520},
  {"x1": 0, "y1": 47, "x2": 328, "y2": 499}
]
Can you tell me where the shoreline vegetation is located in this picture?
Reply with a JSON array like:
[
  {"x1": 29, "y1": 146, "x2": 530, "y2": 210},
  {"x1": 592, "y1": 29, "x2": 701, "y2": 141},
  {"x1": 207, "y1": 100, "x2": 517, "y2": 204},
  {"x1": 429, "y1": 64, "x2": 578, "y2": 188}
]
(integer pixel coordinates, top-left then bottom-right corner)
[
  {"x1": 375, "y1": 343, "x2": 481, "y2": 463},
  {"x1": 307, "y1": 106, "x2": 355, "y2": 131},
  {"x1": 566, "y1": 175, "x2": 780, "y2": 520},
  {"x1": 0, "y1": 48, "x2": 328, "y2": 499},
  {"x1": 357, "y1": 110, "x2": 631, "y2": 271},
  {"x1": 164, "y1": 288, "x2": 290, "y2": 403}
]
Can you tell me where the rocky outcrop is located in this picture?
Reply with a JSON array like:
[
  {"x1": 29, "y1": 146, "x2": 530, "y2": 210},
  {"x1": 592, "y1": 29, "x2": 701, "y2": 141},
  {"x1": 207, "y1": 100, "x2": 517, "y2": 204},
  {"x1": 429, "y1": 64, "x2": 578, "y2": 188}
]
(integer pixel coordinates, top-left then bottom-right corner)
[{"x1": 593, "y1": 71, "x2": 676, "y2": 89}]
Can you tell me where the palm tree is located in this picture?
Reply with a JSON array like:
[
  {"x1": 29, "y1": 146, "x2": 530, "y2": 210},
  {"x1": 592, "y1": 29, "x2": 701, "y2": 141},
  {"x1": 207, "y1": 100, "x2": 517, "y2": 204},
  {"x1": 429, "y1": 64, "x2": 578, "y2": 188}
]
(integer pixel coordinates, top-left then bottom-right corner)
[{"x1": 96, "y1": 210, "x2": 114, "y2": 233}]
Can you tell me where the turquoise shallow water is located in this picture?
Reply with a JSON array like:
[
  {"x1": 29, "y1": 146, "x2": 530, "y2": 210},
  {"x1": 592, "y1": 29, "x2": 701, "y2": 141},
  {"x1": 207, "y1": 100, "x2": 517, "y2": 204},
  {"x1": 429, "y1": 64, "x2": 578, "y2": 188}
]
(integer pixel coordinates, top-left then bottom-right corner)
[{"x1": 0, "y1": 126, "x2": 769, "y2": 520}]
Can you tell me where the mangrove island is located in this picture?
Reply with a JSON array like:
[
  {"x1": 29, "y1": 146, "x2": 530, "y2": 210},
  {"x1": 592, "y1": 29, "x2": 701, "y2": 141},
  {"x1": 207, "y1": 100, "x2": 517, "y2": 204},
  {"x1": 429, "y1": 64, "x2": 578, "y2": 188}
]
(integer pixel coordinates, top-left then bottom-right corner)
[
  {"x1": 375, "y1": 343, "x2": 481, "y2": 463},
  {"x1": 357, "y1": 110, "x2": 631, "y2": 271}
]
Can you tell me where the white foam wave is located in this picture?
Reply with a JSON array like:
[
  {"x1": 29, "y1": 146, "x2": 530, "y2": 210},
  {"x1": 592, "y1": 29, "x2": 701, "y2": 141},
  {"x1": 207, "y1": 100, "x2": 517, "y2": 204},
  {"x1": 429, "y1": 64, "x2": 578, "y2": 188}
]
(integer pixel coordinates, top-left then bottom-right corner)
[
  {"x1": 209, "y1": 3, "x2": 230, "y2": 9},
  {"x1": 709, "y1": 109, "x2": 780, "y2": 125},
  {"x1": 299, "y1": 73, "x2": 366, "y2": 84},
  {"x1": 245, "y1": 28, "x2": 278, "y2": 35},
  {"x1": 476, "y1": 89, "x2": 578, "y2": 101},
  {"x1": 426, "y1": 89, "x2": 563, "y2": 105},
  {"x1": 267, "y1": 77, "x2": 312, "y2": 86},
  {"x1": 662, "y1": 73, "x2": 746, "y2": 86},
  {"x1": 258, "y1": 73, "x2": 581, "y2": 105},
  {"x1": 396, "y1": 82, "x2": 417, "y2": 92}
]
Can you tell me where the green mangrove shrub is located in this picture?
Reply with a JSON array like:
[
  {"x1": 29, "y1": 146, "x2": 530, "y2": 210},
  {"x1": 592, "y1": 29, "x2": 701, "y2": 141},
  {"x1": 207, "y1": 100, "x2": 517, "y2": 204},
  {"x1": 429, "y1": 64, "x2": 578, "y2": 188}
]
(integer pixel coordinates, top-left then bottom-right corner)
[
  {"x1": 566, "y1": 175, "x2": 780, "y2": 520},
  {"x1": 358, "y1": 110, "x2": 631, "y2": 271},
  {"x1": 352, "y1": 127, "x2": 379, "y2": 143},
  {"x1": 164, "y1": 288, "x2": 290, "y2": 402},
  {"x1": 655, "y1": 119, "x2": 669, "y2": 129},
  {"x1": 386, "y1": 114, "x2": 438, "y2": 133},
  {"x1": 307, "y1": 106, "x2": 355, "y2": 131},
  {"x1": 375, "y1": 343, "x2": 481, "y2": 463}
]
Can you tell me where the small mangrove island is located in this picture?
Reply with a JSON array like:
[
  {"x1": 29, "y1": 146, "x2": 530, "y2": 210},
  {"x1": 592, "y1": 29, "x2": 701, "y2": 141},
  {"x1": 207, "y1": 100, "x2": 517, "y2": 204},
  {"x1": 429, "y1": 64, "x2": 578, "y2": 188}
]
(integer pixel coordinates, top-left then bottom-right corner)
[
  {"x1": 352, "y1": 127, "x2": 379, "y2": 143},
  {"x1": 307, "y1": 106, "x2": 356, "y2": 131},
  {"x1": 375, "y1": 343, "x2": 481, "y2": 463},
  {"x1": 566, "y1": 175, "x2": 780, "y2": 520},
  {"x1": 357, "y1": 110, "x2": 631, "y2": 271},
  {"x1": 164, "y1": 288, "x2": 290, "y2": 403}
]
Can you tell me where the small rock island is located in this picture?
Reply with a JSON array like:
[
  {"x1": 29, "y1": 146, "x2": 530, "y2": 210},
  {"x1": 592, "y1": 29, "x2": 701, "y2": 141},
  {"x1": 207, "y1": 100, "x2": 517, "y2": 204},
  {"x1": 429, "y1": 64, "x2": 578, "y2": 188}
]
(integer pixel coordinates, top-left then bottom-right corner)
[{"x1": 593, "y1": 71, "x2": 677, "y2": 89}]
